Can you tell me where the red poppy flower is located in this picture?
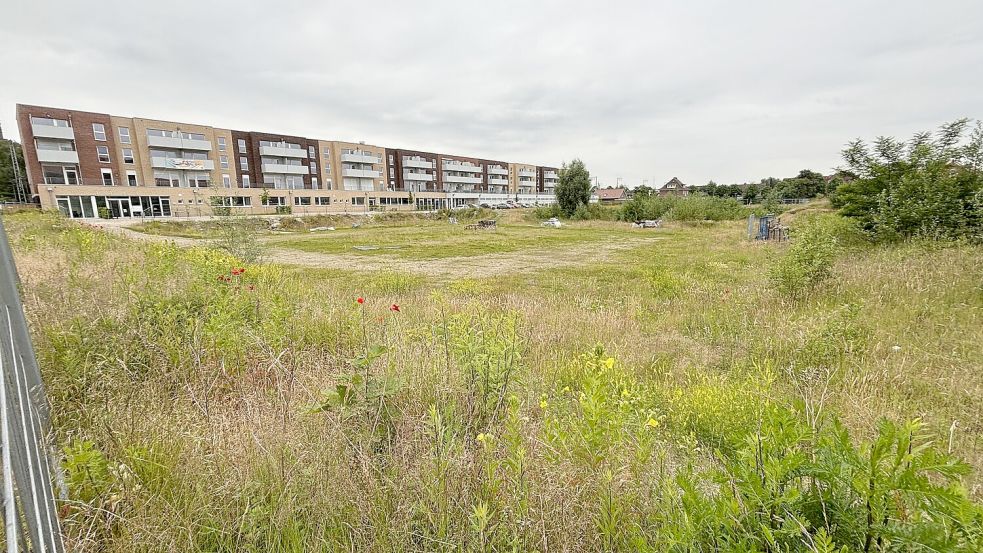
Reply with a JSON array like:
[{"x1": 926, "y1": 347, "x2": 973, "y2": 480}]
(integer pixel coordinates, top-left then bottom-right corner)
[
  {"x1": 356, "y1": 297, "x2": 364, "y2": 304},
  {"x1": 390, "y1": 303, "x2": 400, "y2": 312}
]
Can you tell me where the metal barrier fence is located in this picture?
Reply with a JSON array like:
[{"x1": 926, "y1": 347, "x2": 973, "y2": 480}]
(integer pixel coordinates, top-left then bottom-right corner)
[{"x1": 0, "y1": 215, "x2": 65, "y2": 552}]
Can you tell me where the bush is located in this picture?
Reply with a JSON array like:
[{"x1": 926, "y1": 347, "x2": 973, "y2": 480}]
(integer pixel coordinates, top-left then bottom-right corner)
[
  {"x1": 770, "y1": 216, "x2": 840, "y2": 297},
  {"x1": 213, "y1": 219, "x2": 265, "y2": 263},
  {"x1": 835, "y1": 119, "x2": 983, "y2": 241},
  {"x1": 618, "y1": 196, "x2": 752, "y2": 222}
]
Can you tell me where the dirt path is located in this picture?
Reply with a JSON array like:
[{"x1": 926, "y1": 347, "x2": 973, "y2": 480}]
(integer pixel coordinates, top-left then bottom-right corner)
[{"x1": 104, "y1": 222, "x2": 664, "y2": 279}]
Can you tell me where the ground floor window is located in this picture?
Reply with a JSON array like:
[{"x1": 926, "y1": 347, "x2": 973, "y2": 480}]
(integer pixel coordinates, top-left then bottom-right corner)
[
  {"x1": 315, "y1": 197, "x2": 331, "y2": 206},
  {"x1": 55, "y1": 195, "x2": 171, "y2": 218},
  {"x1": 294, "y1": 196, "x2": 311, "y2": 206},
  {"x1": 261, "y1": 195, "x2": 286, "y2": 206},
  {"x1": 218, "y1": 196, "x2": 251, "y2": 207}
]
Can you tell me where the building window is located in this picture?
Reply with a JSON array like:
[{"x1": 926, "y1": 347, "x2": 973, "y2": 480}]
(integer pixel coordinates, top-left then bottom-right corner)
[
  {"x1": 93, "y1": 123, "x2": 107, "y2": 141},
  {"x1": 261, "y1": 195, "x2": 286, "y2": 207},
  {"x1": 238, "y1": 139, "x2": 247, "y2": 152},
  {"x1": 389, "y1": 167, "x2": 394, "y2": 177},
  {"x1": 315, "y1": 197, "x2": 330, "y2": 206},
  {"x1": 126, "y1": 171, "x2": 137, "y2": 186},
  {"x1": 222, "y1": 174, "x2": 231, "y2": 187},
  {"x1": 96, "y1": 145, "x2": 110, "y2": 162},
  {"x1": 242, "y1": 175, "x2": 250, "y2": 188},
  {"x1": 239, "y1": 156, "x2": 248, "y2": 171},
  {"x1": 118, "y1": 127, "x2": 130, "y2": 144},
  {"x1": 122, "y1": 148, "x2": 134, "y2": 164},
  {"x1": 310, "y1": 162, "x2": 317, "y2": 174},
  {"x1": 308, "y1": 146, "x2": 315, "y2": 159},
  {"x1": 294, "y1": 196, "x2": 311, "y2": 206},
  {"x1": 217, "y1": 136, "x2": 226, "y2": 151},
  {"x1": 220, "y1": 155, "x2": 229, "y2": 169},
  {"x1": 312, "y1": 177, "x2": 318, "y2": 189},
  {"x1": 101, "y1": 169, "x2": 114, "y2": 185}
]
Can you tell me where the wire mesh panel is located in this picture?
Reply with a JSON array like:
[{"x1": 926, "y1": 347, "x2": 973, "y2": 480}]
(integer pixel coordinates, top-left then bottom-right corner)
[{"x1": 0, "y1": 215, "x2": 65, "y2": 553}]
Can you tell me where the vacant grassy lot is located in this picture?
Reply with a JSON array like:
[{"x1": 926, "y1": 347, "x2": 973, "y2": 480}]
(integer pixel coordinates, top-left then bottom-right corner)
[
  {"x1": 271, "y1": 222, "x2": 634, "y2": 260},
  {"x1": 5, "y1": 210, "x2": 982, "y2": 551}
]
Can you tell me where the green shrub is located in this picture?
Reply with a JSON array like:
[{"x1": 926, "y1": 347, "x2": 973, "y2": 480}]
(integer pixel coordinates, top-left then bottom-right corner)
[
  {"x1": 835, "y1": 119, "x2": 983, "y2": 240},
  {"x1": 618, "y1": 195, "x2": 751, "y2": 222},
  {"x1": 97, "y1": 206, "x2": 111, "y2": 219},
  {"x1": 770, "y1": 217, "x2": 840, "y2": 297}
]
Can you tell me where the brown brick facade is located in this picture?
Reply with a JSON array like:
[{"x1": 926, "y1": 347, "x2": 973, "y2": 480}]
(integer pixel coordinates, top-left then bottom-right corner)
[
  {"x1": 17, "y1": 104, "x2": 121, "y2": 195},
  {"x1": 386, "y1": 148, "x2": 440, "y2": 192},
  {"x1": 231, "y1": 131, "x2": 318, "y2": 189}
]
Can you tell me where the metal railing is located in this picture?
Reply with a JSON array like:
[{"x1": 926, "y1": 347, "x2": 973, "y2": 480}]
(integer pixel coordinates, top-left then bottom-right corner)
[{"x1": 0, "y1": 216, "x2": 65, "y2": 552}]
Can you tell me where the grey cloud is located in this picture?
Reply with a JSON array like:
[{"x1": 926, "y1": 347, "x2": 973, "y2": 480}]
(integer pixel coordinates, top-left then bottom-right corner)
[{"x1": 2, "y1": 0, "x2": 983, "y2": 186}]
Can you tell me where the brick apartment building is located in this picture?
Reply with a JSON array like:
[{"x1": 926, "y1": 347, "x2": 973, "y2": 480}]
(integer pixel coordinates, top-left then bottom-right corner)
[{"x1": 16, "y1": 103, "x2": 560, "y2": 218}]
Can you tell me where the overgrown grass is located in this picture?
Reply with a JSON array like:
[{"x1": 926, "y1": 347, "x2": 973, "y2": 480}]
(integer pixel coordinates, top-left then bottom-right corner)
[
  {"x1": 272, "y1": 222, "x2": 635, "y2": 259},
  {"x1": 5, "y1": 210, "x2": 982, "y2": 552}
]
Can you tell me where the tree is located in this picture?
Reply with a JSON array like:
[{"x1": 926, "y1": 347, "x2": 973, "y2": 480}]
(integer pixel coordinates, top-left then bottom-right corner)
[
  {"x1": 833, "y1": 118, "x2": 983, "y2": 240},
  {"x1": 555, "y1": 159, "x2": 591, "y2": 216},
  {"x1": 0, "y1": 139, "x2": 26, "y2": 201},
  {"x1": 633, "y1": 185, "x2": 655, "y2": 198}
]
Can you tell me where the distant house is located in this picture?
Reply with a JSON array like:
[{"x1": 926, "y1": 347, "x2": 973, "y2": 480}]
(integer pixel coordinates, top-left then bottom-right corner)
[
  {"x1": 658, "y1": 177, "x2": 692, "y2": 197},
  {"x1": 595, "y1": 187, "x2": 629, "y2": 203}
]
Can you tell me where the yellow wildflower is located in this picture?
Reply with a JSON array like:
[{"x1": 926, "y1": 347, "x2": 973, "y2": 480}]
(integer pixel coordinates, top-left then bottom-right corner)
[
  {"x1": 646, "y1": 418, "x2": 660, "y2": 429},
  {"x1": 539, "y1": 399, "x2": 549, "y2": 410},
  {"x1": 562, "y1": 386, "x2": 571, "y2": 393},
  {"x1": 604, "y1": 358, "x2": 615, "y2": 369}
]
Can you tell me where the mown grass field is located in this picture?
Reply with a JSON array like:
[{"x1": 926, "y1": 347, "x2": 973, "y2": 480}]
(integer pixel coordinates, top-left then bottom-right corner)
[{"x1": 5, "y1": 208, "x2": 983, "y2": 552}]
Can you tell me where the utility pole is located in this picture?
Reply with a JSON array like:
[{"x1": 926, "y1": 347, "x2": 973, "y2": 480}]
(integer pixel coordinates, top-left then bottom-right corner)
[{"x1": 9, "y1": 141, "x2": 26, "y2": 204}]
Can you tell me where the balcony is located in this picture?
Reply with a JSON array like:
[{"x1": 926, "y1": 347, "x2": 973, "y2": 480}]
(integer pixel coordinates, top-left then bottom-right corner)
[
  {"x1": 36, "y1": 150, "x2": 79, "y2": 164},
  {"x1": 152, "y1": 157, "x2": 215, "y2": 170},
  {"x1": 443, "y1": 161, "x2": 483, "y2": 173},
  {"x1": 342, "y1": 168, "x2": 382, "y2": 178},
  {"x1": 262, "y1": 163, "x2": 308, "y2": 175},
  {"x1": 487, "y1": 166, "x2": 508, "y2": 176},
  {"x1": 147, "y1": 135, "x2": 213, "y2": 151},
  {"x1": 260, "y1": 145, "x2": 306, "y2": 158},
  {"x1": 488, "y1": 176, "x2": 508, "y2": 185},
  {"x1": 341, "y1": 152, "x2": 380, "y2": 164},
  {"x1": 443, "y1": 174, "x2": 483, "y2": 184},
  {"x1": 403, "y1": 157, "x2": 432, "y2": 169},
  {"x1": 518, "y1": 169, "x2": 536, "y2": 177},
  {"x1": 31, "y1": 124, "x2": 75, "y2": 140},
  {"x1": 544, "y1": 171, "x2": 558, "y2": 179},
  {"x1": 403, "y1": 172, "x2": 434, "y2": 181}
]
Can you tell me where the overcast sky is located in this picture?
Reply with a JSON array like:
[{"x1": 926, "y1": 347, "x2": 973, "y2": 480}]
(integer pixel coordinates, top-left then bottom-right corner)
[{"x1": 2, "y1": 1, "x2": 982, "y2": 187}]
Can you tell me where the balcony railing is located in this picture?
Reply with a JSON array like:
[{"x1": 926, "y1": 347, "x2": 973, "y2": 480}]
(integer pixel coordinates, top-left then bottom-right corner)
[
  {"x1": 342, "y1": 168, "x2": 382, "y2": 178},
  {"x1": 262, "y1": 163, "x2": 308, "y2": 175},
  {"x1": 147, "y1": 135, "x2": 213, "y2": 151},
  {"x1": 518, "y1": 169, "x2": 536, "y2": 177},
  {"x1": 151, "y1": 157, "x2": 216, "y2": 170},
  {"x1": 260, "y1": 145, "x2": 307, "y2": 158},
  {"x1": 486, "y1": 166, "x2": 508, "y2": 176},
  {"x1": 402, "y1": 157, "x2": 433, "y2": 169},
  {"x1": 403, "y1": 172, "x2": 434, "y2": 181},
  {"x1": 442, "y1": 161, "x2": 483, "y2": 173},
  {"x1": 443, "y1": 174, "x2": 483, "y2": 184},
  {"x1": 487, "y1": 176, "x2": 508, "y2": 185},
  {"x1": 36, "y1": 150, "x2": 80, "y2": 164},
  {"x1": 31, "y1": 123, "x2": 75, "y2": 140},
  {"x1": 544, "y1": 171, "x2": 558, "y2": 179},
  {"x1": 340, "y1": 152, "x2": 381, "y2": 164}
]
